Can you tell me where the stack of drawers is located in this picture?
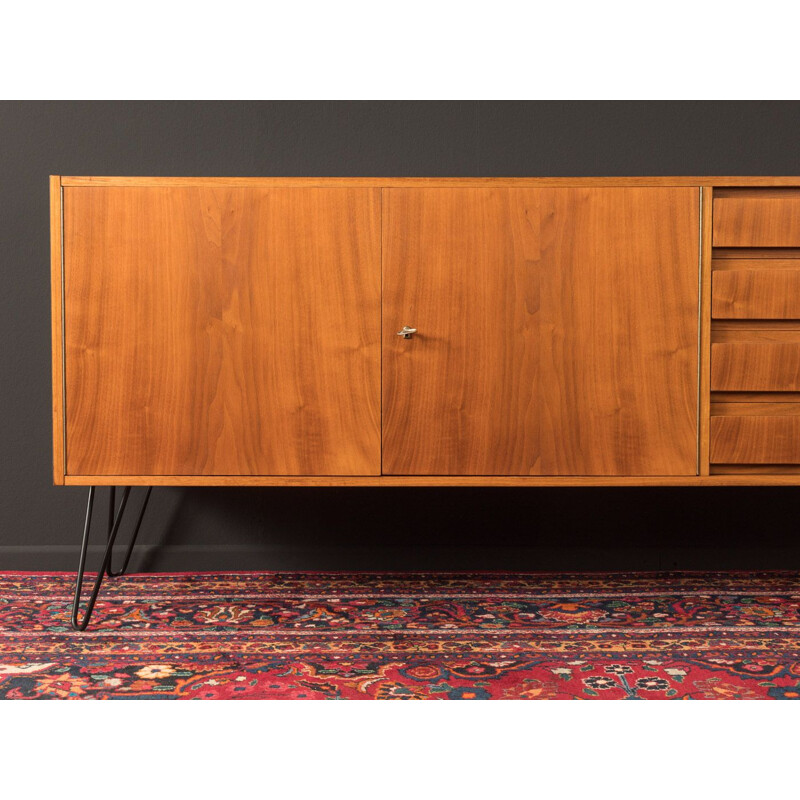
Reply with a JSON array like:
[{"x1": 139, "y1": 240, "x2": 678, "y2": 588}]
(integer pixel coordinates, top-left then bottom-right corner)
[{"x1": 710, "y1": 188, "x2": 800, "y2": 472}]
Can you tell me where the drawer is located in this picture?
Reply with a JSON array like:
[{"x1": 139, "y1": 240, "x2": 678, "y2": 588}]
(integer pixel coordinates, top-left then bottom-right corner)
[
  {"x1": 711, "y1": 342, "x2": 800, "y2": 391},
  {"x1": 711, "y1": 415, "x2": 800, "y2": 463},
  {"x1": 714, "y1": 190, "x2": 800, "y2": 247},
  {"x1": 712, "y1": 267, "x2": 800, "y2": 318}
]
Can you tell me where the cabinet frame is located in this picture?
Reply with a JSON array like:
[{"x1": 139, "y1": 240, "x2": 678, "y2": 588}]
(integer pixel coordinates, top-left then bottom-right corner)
[{"x1": 51, "y1": 175, "x2": 800, "y2": 487}]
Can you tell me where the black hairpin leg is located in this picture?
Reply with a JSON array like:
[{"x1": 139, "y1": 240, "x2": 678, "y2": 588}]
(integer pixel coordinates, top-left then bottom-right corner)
[
  {"x1": 71, "y1": 485, "x2": 152, "y2": 631},
  {"x1": 107, "y1": 486, "x2": 152, "y2": 577}
]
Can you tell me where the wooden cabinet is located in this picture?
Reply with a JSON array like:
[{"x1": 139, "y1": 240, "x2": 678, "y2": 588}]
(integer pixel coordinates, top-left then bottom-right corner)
[{"x1": 51, "y1": 176, "x2": 800, "y2": 486}]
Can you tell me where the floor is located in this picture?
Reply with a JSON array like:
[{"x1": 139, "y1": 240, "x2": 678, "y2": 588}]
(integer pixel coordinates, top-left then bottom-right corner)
[{"x1": 1, "y1": 570, "x2": 799, "y2": 699}]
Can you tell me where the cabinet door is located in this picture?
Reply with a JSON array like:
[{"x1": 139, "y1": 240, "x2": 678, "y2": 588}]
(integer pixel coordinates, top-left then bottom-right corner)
[
  {"x1": 64, "y1": 187, "x2": 381, "y2": 476},
  {"x1": 382, "y1": 188, "x2": 699, "y2": 476}
]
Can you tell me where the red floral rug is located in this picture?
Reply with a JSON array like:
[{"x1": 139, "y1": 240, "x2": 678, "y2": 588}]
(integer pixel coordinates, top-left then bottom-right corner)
[{"x1": 1, "y1": 571, "x2": 799, "y2": 699}]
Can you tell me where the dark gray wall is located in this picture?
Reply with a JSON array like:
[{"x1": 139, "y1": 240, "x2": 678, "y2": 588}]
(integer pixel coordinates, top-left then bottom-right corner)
[{"x1": 3, "y1": 101, "x2": 800, "y2": 572}]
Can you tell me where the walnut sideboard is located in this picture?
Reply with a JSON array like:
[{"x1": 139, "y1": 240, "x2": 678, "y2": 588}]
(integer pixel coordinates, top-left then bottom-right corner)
[{"x1": 50, "y1": 176, "x2": 800, "y2": 627}]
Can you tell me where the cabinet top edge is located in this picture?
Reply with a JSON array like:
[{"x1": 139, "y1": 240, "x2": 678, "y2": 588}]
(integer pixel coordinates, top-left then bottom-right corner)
[{"x1": 56, "y1": 176, "x2": 800, "y2": 188}]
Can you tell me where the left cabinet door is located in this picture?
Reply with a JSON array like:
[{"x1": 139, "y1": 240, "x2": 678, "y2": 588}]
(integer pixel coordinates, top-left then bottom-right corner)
[{"x1": 62, "y1": 187, "x2": 381, "y2": 477}]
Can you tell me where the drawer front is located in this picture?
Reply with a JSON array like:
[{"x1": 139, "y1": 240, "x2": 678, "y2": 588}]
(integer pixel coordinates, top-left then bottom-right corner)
[
  {"x1": 714, "y1": 193, "x2": 800, "y2": 247},
  {"x1": 711, "y1": 416, "x2": 800, "y2": 463},
  {"x1": 712, "y1": 268, "x2": 800, "y2": 318},
  {"x1": 711, "y1": 342, "x2": 800, "y2": 391}
]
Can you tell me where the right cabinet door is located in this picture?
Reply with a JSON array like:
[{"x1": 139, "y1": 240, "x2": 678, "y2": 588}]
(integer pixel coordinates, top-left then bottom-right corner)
[{"x1": 382, "y1": 187, "x2": 699, "y2": 475}]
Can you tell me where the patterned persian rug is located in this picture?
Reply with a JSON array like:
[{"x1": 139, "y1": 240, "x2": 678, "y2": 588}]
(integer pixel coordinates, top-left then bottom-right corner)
[{"x1": 1, "y1": 571, "x2": 799, "y2": 699}]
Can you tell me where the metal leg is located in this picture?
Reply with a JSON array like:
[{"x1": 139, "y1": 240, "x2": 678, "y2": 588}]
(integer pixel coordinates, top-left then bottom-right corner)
[
  {"x1": 71, "y1": 486, "x2": 152, "y2": 631},
  {"x1": 107, "y1": 486, "x2": 116, "y2": 542},
  {"x1": 107, "y1": 487, "x2": 152, "y2": 577}
]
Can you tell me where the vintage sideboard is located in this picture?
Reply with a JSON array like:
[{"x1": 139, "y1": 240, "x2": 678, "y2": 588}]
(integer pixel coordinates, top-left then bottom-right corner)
[{"x1": 50, "y1": 176, "x2": 800, "y2": 626}]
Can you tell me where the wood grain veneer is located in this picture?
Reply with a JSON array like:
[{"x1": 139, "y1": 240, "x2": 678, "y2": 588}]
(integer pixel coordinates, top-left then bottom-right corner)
[
  {"x1": 711, "y1": 342, "x2": 800, "y2": 391},
  {"x1": 61, "y1": 177, "x2": 800, "y2": 188},
  {"x1": 714, "y1": 191, "x2": 800, "y2": 247},
  {"x1": 712, "y1": 258, "x2": 800, "y2": 270},
  {"x1": 710, "y1": 465, "x2": 800, "y2": 475},
  {"x1": 62, "y1": 474, "x2": 800, "y2": 486},
  {"x1": 711, "y1": 416, "x2": 800, "y2": 464},
  {"x1": 699, "y1": 186, "x2": 713, "y2": 474},
  {"x1": 711, "y1": 391, "x2": 800, "y2": 402},
  {"x1": 713, "y1": 248, "x2": 800, "y2": 259},
  {"x1": 50, "y1": 176, "x2": 65, "y2": 484},
  {"x1": 712, "y1": 324, "x2": 800, "y2": 338},
  {"x1": 711, "y1": 402, "x2": 800, "y2": 416},
  {"x1": 382, "y1": 187, "x2": 699, "y2": 476},
  {"x1": 712, "y1": 269, "x2": 800, "y2": 319},
  {"x1": 63, "y1": 186, "x2": 381, "y2": 476}
]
